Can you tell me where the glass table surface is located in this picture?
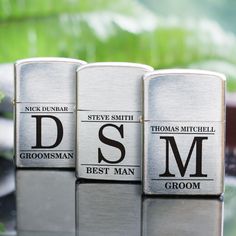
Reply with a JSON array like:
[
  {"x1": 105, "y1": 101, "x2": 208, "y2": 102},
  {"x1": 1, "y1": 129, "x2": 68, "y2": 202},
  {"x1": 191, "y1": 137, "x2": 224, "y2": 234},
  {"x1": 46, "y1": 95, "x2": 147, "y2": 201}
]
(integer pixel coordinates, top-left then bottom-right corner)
[{"x1": 1, "y1": 165, "x2": 236, "y2": 236}]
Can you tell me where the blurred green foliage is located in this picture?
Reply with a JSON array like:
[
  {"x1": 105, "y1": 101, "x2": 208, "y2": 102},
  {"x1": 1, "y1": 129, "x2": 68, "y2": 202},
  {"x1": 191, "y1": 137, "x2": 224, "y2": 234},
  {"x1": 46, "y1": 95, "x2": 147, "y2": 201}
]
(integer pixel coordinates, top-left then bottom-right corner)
[
  {"x1": 0, "y1": 0, "x2": 139, "y2": 21},
  {"x1": 142, "y1": 0, "x2": 236, "y2": 34},
  {"x1": 0, "y1": 0, "x2": 236, "y2": 92}
]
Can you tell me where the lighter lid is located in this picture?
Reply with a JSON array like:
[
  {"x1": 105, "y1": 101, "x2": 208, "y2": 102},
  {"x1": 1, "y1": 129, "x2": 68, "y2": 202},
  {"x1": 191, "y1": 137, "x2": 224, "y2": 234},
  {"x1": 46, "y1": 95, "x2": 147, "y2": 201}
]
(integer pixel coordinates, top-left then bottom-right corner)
[
  {"x1": 77, "y1": 62, "x2": 153, "y2": 111},
  {"x1": 144, "y1": 69, "x2": 226, "y2": 122},
  {"x1": 15, "y1": 57, "x2": 86, "y2": 103}
]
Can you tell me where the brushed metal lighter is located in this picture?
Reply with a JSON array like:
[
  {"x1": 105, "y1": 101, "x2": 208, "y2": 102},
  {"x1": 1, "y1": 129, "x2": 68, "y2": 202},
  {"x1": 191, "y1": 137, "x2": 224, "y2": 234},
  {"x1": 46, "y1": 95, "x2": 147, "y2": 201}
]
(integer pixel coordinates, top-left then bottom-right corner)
[
  {"x1": 143, "y1": 69, "x2": 225, "y2": 195},
  {"x1": 15, "y1": 58, "x2": 86, "y2": 168},
  {"x1": 77, "y1": 62, "x2": 153, "y2": 180}
]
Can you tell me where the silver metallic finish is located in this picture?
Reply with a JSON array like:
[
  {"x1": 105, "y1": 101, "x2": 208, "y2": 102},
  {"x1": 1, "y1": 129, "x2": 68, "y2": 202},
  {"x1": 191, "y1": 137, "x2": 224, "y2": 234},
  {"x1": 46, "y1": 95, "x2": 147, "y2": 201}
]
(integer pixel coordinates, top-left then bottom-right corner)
[
  {"x1": 16, "y1": 169, "x2": 75, "y2": 236},
  {"x1": 77, "y1": 62, "x2": 153, "y2": 180},
  {"x1": 15, "y1": 58, "x2": 86, "y2": 168},
  {"x1": 142, "y1": 197, "x2": 223, "y2": 236},
  {"x1": 76, "y1": 182, "x2": 141, "y2": 236},
  {"x1": 143, "y1": 69, "x2": 225, "y2": 195}
]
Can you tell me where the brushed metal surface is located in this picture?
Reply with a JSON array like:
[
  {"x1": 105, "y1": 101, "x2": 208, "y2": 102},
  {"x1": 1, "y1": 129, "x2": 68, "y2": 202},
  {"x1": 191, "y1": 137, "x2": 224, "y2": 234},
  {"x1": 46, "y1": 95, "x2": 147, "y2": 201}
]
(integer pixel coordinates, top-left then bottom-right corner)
[
  {"x1": 76, "y1": 182, "x2": 141, "y2": 236},
  {"x1": 77, "y1": 63, "x2": 153, "y2": 180},
  {"x1": 143, "y1": 70, "x2": 225, "y2": 195},
  {"x1": 15, "y1": 58, "x2": 86, "y2": 103},
  {"x1": 143, "y1": 69, "x2": 225, "y2": 122},
  {"x1": 78, "y1": 111, "x2": 142, "y2": 180},
  {"x1": 77, "y1": 62, "x2": 153, "y2": 111},
  {"x1": 16, "y1": 170, "x2": 75, "y2": 234},
  {"x1": 142, "y1": 197, "x2": 223, "y2": 236},
  {"x1": 15, "y1": 58, "x2": 86, "y2": 168}
]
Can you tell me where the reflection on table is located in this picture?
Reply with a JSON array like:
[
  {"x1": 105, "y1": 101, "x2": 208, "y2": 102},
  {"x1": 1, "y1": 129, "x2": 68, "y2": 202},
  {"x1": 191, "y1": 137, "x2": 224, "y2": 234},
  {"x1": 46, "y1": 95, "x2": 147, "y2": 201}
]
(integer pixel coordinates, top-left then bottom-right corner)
[
  {"x1": 14, "y1": 169, "x2": 226, "y2": 236},
  {"x1": 16, "y1": 169, "x2": 75, "y2": 236},
  {"x1": 142, "y1": 197, "x2": 223, "y2": 236},
  {"x1": 76, "y1": 181, "x2": 142, "y2": 236}
]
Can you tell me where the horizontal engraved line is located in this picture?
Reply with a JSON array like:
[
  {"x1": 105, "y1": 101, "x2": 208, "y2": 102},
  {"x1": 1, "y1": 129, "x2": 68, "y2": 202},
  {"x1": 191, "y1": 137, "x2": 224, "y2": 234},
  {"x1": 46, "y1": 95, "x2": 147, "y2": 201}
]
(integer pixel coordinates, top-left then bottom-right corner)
[
  {"x1": 78, "y1": 109, "x2": 141, "y2": 112},
  {"x1": 20, "y1": 112, "x2": 73, "y2": 114},
  {"x1": 151, "y1": 178, "x2": 214, "y2": 181},
  {"x1": 20, "y1": 150, "x2": 73, "y2": 152},
  {"x1": 151, "y1": 132, "x2": 215, "y2": 135},
  {"x1": 81, "y1": 120, "x2": 139, "y2": 123},
  {"x1": 81, "y1": 164, "x2": 140, "y2": 167},
  {"x1": 16, "y1": 102, "x2": 74, "y2": 104},
  {"x1": 145, "y1": 120, "x2": 223, "y2": 123}
]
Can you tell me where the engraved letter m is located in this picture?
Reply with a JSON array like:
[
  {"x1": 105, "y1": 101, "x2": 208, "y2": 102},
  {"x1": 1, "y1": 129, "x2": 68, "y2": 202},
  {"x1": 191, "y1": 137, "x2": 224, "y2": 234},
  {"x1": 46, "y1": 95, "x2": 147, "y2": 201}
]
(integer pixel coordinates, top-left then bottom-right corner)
[{"x1": 159, "y1": 136, "x2": 208, "y2": 177}]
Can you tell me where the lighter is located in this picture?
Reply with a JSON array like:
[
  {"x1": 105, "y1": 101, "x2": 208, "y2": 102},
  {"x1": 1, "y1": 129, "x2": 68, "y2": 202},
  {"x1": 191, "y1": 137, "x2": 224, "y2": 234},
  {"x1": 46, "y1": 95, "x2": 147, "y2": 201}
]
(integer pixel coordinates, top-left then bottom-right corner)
[
  {"x1": 143, "y1": 69, "x2": 225, "y2": 195},
  {"x1": 15, "y1": 57, "x2": 86, "y2": 168},
  {"x1": 77, "y1": 62, "x2": 153, "y2": 180}
]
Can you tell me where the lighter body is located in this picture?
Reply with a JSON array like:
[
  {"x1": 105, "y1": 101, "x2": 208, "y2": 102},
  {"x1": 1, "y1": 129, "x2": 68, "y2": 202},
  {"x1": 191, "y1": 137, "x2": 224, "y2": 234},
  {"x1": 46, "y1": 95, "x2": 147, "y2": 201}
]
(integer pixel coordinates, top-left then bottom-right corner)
[
  {"x1": 15, "y1": 57, "x2": 86, "y2": 168},
  {"x1": 143, "y1": 69, "x2": 225, "y2": 195},
  {"x1": 77, "y1": 62, "x2": 153, "y2": 180}
]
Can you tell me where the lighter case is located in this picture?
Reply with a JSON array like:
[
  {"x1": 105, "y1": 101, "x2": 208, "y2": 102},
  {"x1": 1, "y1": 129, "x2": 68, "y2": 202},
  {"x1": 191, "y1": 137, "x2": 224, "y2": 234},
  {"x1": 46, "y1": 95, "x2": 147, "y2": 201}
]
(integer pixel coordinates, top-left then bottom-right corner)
[
  {"x1": 143, "y1": 69, "x2": 225, "y2": 195},
  {"x1": 77, "y1": 62, "x2": 153, "y2": 180},
  {"x1": 15, "y1": 57, "x2": 86, "y2": 168}
]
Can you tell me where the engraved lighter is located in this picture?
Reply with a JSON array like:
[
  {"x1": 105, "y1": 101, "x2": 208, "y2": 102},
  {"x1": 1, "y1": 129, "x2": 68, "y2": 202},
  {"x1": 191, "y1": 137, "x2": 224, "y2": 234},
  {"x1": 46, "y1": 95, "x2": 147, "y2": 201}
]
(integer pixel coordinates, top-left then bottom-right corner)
[
  {"x1": 15, "y1": 58, "x2": 86, "y2": 168},
  {"x1": 77, "y1": 62, "x2": 153, "y2": 180},
  {"x1": 143, "y1": 69, "x2": 226, "y2": 195}
]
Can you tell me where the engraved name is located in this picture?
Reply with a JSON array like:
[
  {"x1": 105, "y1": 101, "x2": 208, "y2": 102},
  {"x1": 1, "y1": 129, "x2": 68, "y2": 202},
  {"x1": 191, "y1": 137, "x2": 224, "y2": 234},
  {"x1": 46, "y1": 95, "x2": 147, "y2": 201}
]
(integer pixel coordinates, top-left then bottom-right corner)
[
  {"x1": 86, "y1": 167, "x2": 136, "y2": 176},
  {"x1": 165, "y1": 182, "x2": 201, "y2": 189},
  {"x1": 87, "y1": 114, "x2": 134, "y2": 121},
  {"x1": 19, "y1": 152, "x2": 73, "y2": 159},
  {"x1": 151, "y1": 125, "x2": 215, "y2": 133},
  {"x1": 24, "y1": 106, "x2": 69, "y2": 112}
]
